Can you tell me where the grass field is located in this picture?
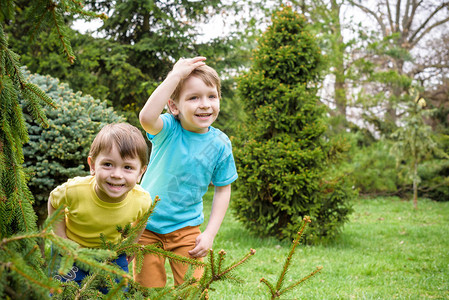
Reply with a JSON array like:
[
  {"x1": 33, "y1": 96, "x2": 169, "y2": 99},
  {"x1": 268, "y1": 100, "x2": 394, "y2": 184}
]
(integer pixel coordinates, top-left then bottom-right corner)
[{"x1": 195, "y1": 191, "x2": 449, "y2": 299}]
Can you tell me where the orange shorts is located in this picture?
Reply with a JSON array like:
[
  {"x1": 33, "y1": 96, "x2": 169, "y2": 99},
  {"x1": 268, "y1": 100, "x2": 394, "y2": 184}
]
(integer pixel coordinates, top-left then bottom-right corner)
[{"x1": 133, "y1": 226, "x2": 204, "y2": 288}]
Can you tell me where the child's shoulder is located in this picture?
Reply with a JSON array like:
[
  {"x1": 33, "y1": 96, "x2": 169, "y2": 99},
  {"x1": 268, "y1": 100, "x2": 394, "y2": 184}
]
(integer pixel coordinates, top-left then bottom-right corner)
[
  {"x1": 132, "y1": 184, "x2": 150, "y2": 195},
  {"x1": 130, "y1": 184, "x2": 152, "y2": 208},
  {"x1": 50, "y1": 176, "x2": 93, "y2": 203},
  {"x1": 54, "y1": 175, "x2": 93, "y2": 191},
  {"x1": 208, "y1": 126, "x2": 232, "y2": 145}
]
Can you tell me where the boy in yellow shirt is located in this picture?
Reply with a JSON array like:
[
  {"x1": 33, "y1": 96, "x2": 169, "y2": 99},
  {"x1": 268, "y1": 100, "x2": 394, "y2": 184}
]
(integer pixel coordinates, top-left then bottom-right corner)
[{"x1": 47, "y1": 123, "x2": 151, "y2": 286}]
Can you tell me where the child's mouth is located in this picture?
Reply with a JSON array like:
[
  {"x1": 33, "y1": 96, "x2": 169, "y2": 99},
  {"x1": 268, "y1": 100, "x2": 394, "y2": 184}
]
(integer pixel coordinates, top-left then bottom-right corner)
[
  {"x1": 107, "y1": 182, "x2": 125, "y2": 190},
  {"x1": 195, "y1": 113, "x2": 212, "y2": 119}
]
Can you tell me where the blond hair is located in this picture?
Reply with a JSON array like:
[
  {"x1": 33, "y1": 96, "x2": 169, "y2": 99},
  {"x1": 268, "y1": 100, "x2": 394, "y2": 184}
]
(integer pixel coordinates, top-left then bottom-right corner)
[{"x1": 170, "y1": 64, "x2": 221, "y2": 102}]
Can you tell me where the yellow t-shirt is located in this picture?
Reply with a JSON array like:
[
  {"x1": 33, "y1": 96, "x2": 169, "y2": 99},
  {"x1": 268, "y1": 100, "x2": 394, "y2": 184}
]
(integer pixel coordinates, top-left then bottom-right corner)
[{"x1": 50, "y1": 176, "x2": 151, "y2": 248}]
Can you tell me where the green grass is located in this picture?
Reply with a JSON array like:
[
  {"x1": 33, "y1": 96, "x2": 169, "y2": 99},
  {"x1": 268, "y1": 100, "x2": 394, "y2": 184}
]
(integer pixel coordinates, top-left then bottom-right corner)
[{"x1": 198, "y1": 191, "x2": 449, "y2": 299}]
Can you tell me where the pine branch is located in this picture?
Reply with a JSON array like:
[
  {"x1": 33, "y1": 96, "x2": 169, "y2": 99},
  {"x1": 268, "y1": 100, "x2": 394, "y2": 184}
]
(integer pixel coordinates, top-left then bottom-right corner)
[
  {"x1": 24, "y1": 81, "x2": 57, "y2": 107},
  {"x1": 5, "y1": 260, "x2": 62, "y2": 296},
  {"x1": 113, "y1": 196, "x2": 160, "y2": 255},
  {"x1": 26, "y1": 1, "x2": 107, "y2": 65},
  {"x1": 192, "y1": 248, "x2": 256, "y2": 297},
  {"x1": 9, "y1": 88, "x2": 29, "y2": 143},
  {"x1": 260, "y1": 216, "x2": 322, "y2": 299},
  {"x1": 103, "y1": 277, "x2": 128, "y2": 300},
  {"x1": 64, "y1": 0, "x2": 109, "y2": 20},
  {"x1": 275, "y1": 216, "x2": 311, "y2": 291},
  {"x1": 0, "y1": 0, "x2": 14, "y2": 21},
  {"x1": 49, "y1": 4, "x2": 75, "y2": 63},
  {"x1": 149, "y1": 286, "x2": 177, "y2": 300},
  {"x1": 21, "y1": 81, "x2": 54, "y2": 128},
  {"x1": 278, "y1": 266, "x2": 323, "y2": 297},
  {"x1": 27, "y1": 1, "x2": 50, "y2": 44},
  {"x1": 41, "y1": 204, "x2": 65, "y2": 233},
  {"x1": 14, "y1": 183, "x2": 38, "y2": 233},
  {"x1": 260, "y1": 277, "x2": 277, "y2": 296},
  {"x1": 210, "y1": 246, "x2": 216, "y2": 278},
  {"x1": 215, "y1": 248, "x2": 256, "y2": 278},
  {"x1": 139, "y1": 243, "x2": 206, "y2": 268},
  {"x1": 217, "y1": 249, "x2": 225, "y2": 273},
  {"x1": 74, "y1": 273, "x2": 98, "y2": 300}
]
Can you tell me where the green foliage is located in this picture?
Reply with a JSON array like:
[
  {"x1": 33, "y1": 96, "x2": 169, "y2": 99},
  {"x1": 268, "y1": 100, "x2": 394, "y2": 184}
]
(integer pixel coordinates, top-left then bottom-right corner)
[
  {"x1": 390, "y1": 91, "x2": 448, "y2": 208},
  {"x1": 0, "y1": 22, "x2": 53, "y2": 238},
  {"x1": 0, "y1": 1, "x2": 112, "y2": 297},
  {"x1": 6, "y1": 1, "x2": 253, "y2": 136},
  {"x1": 20, "y1": 70, "x2": 125, "y2": 224},
  {"x1": 232, "y1": 6, "x2": 354, "y2": 243},
  {"x1": 349, "y1": 140, "x2": 400, "y2": 195},
  {"x1": 419, "y1": 159, "x2": 449, "y2": 201},
  {"x1": 344, "y1": 135, "x2": 449, "y2": 201}
]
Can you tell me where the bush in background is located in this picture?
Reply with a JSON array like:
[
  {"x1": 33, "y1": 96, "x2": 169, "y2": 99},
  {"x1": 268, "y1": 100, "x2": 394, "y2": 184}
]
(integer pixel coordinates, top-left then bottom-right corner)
[
  {"x1": 349, "y1": 140, "x2": 399, "y2": 195},
  {"x1": 21, "y1": 70, "x2": 125, "y2": 224}
]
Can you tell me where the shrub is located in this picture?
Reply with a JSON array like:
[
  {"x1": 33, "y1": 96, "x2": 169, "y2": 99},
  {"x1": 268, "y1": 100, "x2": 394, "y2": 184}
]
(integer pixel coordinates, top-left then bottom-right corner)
[
  {"x1": 21, "y1": 70, "x2": 125, "y2": 224},
  {"x1": 419, "y1": 159, "x2": 449, "y2": 201},
  {"x1": 349, "y1": 140, "x2": 400, "y2": 195},
  {"x1": 232, "y1": 6, "x2": 354, "y2": 243}
]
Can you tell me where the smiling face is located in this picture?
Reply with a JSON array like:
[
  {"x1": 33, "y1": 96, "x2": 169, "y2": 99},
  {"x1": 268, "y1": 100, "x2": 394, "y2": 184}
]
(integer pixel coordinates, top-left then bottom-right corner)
[
  {"x1": 88, "y1": 144, "x2": 146, "y2": 203},
  {"x1": 168, "y1": 75, "x2": 220, "y2": 133}
]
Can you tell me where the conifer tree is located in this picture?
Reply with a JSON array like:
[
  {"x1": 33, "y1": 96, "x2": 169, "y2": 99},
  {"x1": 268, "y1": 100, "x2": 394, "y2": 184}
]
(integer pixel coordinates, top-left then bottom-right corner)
[
  {"x1": 232, "y1": 5, "x2": 355, "y2": 243},
  {"x1": 0, "y1": 1, "x2": 106, "y2": 298}
]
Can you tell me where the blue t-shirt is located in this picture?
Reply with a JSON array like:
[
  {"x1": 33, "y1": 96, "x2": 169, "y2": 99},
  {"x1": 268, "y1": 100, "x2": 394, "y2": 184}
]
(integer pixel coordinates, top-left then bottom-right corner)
[{"x1": 141, "y1": 113, "x2": 238, "y2": 234}]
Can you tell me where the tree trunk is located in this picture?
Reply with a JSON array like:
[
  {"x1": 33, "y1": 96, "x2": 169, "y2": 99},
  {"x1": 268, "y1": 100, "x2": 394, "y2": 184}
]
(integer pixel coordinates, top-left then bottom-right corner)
[
  {"x1": 331, "y1": 0, "x2": 348, "y2": 119},
  {"x1": 413, "y1": 160, "x2": 418, "y2": 210}
]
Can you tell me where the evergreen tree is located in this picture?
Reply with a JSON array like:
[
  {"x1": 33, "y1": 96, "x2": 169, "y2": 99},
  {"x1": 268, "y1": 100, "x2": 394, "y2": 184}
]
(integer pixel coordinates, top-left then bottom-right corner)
[
  {"x1": 6, "y1": 0, "x2": 252, "y2": 136},
  {"x1": 0, "y1": 1, "x2": 110, "y2": 298},
  {"x1": 232, "y1": 5, "x2": 355, "y2": 243}
]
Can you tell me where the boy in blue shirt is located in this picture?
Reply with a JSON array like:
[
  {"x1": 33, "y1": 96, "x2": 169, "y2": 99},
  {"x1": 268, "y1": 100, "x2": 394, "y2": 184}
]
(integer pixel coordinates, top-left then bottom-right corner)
[{"x1": 135, "y1": 57, "x2": 238, "y2": 287}]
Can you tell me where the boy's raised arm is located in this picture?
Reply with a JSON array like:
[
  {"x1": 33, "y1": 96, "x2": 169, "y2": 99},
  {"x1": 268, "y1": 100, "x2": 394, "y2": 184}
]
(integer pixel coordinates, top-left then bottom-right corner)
[{"x1": 139, "y1": 57, "x2": 206, "y2": 135}]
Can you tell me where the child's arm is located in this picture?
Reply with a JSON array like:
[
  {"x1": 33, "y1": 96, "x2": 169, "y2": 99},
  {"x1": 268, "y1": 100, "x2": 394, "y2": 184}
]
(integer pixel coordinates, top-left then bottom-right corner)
[
  {"x1": 47, "y1": 197, "x2": 68, "y2": 239},
  {"x1": 188, "y1": 184, "x2": 231, "y2": 258},
  {"x1": 139, "y1": 56, "x2": 206, "y2": 135}
]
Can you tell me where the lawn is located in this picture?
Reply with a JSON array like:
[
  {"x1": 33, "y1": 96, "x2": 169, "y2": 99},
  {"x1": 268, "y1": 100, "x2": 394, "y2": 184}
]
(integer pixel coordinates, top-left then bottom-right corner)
[{"x1": 197, "y1": 190, "x2": 449, "y2": 299}]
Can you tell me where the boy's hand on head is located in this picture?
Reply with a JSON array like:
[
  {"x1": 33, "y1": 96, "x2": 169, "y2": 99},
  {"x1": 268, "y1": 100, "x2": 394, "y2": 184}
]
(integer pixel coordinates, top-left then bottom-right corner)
[
  {"x1": 188, "y1": 231, "x2": 214, "y2": 258},
  {"x1": 171, "y1": 56, "x2": 207, "y2": 80}
]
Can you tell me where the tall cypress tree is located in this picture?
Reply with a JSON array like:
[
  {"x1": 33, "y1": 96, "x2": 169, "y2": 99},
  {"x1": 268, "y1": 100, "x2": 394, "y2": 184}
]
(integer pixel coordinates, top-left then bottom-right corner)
[{"x1": 232, "y1": 5, "x2": 354, "y2": 243}]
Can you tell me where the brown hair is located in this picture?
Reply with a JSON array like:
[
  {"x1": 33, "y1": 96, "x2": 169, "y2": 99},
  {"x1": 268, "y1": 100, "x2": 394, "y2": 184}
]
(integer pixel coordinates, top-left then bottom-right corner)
[
  {"x1": 89, "y1": 123, "x2": 148, "y2": 167},
  {"x1": 170, "y1": 64, "x2": 221, "y2": 102}
]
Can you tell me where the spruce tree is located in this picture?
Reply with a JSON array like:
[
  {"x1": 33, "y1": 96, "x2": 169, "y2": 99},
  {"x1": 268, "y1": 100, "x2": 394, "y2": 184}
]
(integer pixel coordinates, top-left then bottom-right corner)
[{"x1": 232, "y1": 5, "x2": 354, "y2": 243}]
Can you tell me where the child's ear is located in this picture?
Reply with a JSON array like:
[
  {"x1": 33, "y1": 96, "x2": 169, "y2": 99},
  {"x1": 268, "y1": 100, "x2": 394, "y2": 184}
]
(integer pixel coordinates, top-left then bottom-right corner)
[
  {"x1": 87, "y1": 156, "x2": 95, "y2": 175},
  {"x1": 167, "y1": 99, "x2": 179, "y2": 115},
  {"x1": 138, "y1": 165, "x2": 147, "y2": 183}
]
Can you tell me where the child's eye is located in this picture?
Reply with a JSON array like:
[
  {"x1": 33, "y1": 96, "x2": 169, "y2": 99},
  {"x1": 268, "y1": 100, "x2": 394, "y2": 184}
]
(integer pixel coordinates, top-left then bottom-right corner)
[
  {"x1": 103, "y1": 162, "x2": 112, "y2": 167},
  {"x1": 209, "y1": 95, "x2": 217, "y2": 99},
  {"x1": 189, "y1": 96, "x2": 199, "y2": 100},
  {"x1": 124, "y1": 166, "x2": 134, "y2": 170}
]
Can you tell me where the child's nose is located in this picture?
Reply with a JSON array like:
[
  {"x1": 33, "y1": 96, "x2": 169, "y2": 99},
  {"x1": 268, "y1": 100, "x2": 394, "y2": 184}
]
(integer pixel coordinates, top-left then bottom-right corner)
[
  {"x1": 111, "y1": 169, "x2": 123, "y2": 178},
  {"x1": 199, "y1": 97, "x2": 211, "y2": 108}
]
